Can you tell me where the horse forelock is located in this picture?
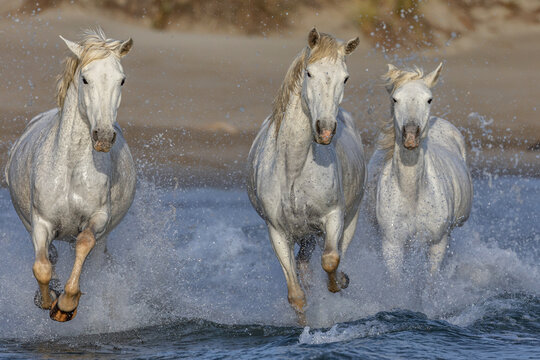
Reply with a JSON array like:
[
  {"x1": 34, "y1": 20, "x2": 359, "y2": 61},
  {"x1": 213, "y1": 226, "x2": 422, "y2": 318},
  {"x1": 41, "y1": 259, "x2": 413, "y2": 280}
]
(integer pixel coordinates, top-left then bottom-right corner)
[
  {"x1": 56, "y1": 28, "x2": 125, "y2": 108},
  {"x1": 378, "y1": 66, "x2": 426, "y2": 161},
  {"x1": 270, "y1": 33, "x2": 343, "y2": 136}
]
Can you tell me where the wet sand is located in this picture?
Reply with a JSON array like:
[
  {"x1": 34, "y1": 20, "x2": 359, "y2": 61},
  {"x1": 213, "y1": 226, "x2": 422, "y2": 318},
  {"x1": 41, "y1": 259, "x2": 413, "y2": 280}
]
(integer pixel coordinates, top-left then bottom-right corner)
[{"x1": 0, "y1": 5, "x2": 538, "y2": 187}]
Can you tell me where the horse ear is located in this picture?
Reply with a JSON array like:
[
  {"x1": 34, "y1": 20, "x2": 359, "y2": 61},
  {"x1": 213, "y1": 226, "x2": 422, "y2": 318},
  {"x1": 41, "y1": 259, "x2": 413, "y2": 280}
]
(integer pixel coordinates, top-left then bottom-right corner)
[
  {"x1": 385, "y1": 64, "x2": 398, "y2": 93},
  {"x1": 59, "y1": 35, "x2": 82, "y2": 58},
  {"x1": 387, "y1": 64, "x2": 398, "y2": 72},
  {"x1": 308, "y1": 28, "x2": 320, "y2": 49},
  {"x1": 344, "y1": 37, "x2": 360, "y2": 55},
  {"x1": 118, "y1": 38, "x2": 133, "y2": 57},
  {"x1": 424, "y1": 62, "x2": 443, "y2": 88}
]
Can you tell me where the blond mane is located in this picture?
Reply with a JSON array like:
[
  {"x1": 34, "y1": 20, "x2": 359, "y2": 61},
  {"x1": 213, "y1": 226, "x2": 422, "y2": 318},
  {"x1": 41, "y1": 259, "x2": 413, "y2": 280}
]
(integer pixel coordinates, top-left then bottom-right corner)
[
  {"x1": 377, "y1": 66, "x2": 425, "y2": 160},
  {"x1": 56, "y1": 28, "x2": 127, "y2": 108},
  {"x1": 270, "y1": 33, "x2": 342, "y2": 135}
]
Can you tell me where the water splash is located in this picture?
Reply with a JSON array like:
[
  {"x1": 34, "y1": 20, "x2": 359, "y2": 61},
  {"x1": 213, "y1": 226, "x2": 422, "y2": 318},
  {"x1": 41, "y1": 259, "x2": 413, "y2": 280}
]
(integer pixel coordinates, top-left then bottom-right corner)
[{"x1": 0, "y1": 172, "x2": 537, "y2": 342}]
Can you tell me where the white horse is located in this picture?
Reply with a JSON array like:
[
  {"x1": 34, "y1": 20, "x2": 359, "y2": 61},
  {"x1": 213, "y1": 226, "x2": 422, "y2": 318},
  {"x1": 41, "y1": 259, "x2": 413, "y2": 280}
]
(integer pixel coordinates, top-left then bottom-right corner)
[
  {"x1": 247, "y1": 29, "x2": 366, "y2": 323},
  {"x1": 367, "y1": 63, "x2": 473, "y2": 280},
  {"x1": 5, "y1": 29, "x2": 136, "y2": 322}
]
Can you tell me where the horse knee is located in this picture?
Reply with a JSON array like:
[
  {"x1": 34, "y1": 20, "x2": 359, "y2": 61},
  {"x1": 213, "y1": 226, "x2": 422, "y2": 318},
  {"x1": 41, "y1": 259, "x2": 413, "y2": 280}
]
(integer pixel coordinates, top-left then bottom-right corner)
[
  {"x1": 321, "y1": 251, "x2": 340, "y2": 273},
  {"x1": 33, "y1": 257, "x2": 52, "y2": 285}
]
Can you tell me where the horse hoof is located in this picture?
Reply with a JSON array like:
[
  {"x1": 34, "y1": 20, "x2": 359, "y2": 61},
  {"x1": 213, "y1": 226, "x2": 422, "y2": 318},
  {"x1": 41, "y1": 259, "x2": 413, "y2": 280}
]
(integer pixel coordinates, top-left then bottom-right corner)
[
  {"x1": 49, "y1": 299, "x2": 77, "y2": 322},
  {"x1": 34, "y1": 287, "x2": 59, "y2": 309},
  {"x1": 338, "y1": 271, "x2": 350, "y2": 289}
]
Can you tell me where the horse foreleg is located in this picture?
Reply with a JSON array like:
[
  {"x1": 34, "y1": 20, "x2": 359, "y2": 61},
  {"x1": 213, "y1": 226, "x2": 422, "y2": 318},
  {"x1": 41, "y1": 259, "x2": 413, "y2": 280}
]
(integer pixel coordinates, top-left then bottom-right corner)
[
  {"x1": 329, "y1": 208, "x2": 360, "y2": 291},
  {"x1": 428, "y1": 234, "x2": 448, "y2": 276},
  {"x1": 322, "y1": 211, "x2": 345, "y2": 293},
  {"x1": 268, "y1": 224, "x2": 306, "y2": 325},
  {"x1": 296, "y1": 236, "x2": 315, "y2": 291},
  {"x1": 50, "y1": 227, "x2": 96, "y2": 322},
  {"x1": 381, "y1": 229, "x2": 405, "y2": 281},
  {"x1": 31, "y1": 219, "x2": 57, "y2": 309}
]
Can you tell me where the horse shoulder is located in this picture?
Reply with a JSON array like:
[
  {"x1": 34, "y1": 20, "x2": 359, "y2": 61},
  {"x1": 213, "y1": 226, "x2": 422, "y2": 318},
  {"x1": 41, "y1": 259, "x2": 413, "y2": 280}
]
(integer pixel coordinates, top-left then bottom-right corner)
[
  {"x1": 428, "y1": 116, "x2": 467, "y2": 161},
  {"x1": 247, "y1": 116, "x2": 280, "y2": 220},
  {"x1": 6, "y1": 109, "x2": 59, "y2": 187},
  {"x1": 365, "y1": 147, "x2": 388, "y2": 223},
  {"x1": 426, "y1": 118, "x2": 473, "y2": 225},
  {"x1": 108, "y1": 132, "x2": 136, "y2": 230},
  {"x1": 335, "y1": 109, "x2": 366, "y2": 177},
  {"x1": 110, "y1": 130, "x2": 136, "y2": 193}
]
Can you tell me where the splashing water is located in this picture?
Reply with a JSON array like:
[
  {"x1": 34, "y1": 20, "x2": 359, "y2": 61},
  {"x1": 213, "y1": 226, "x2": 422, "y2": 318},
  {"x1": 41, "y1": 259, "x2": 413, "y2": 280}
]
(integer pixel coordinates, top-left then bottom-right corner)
[{"x1": 0, "y1": 169, "x2": 538, "y2": 358}]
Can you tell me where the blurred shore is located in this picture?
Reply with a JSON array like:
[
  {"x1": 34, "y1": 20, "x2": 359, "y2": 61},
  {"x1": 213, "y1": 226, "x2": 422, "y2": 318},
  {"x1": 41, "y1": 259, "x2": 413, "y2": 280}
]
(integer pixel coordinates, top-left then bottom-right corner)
[{"x1": 0, "y1": 4, "x2": 538, "y2": 187}]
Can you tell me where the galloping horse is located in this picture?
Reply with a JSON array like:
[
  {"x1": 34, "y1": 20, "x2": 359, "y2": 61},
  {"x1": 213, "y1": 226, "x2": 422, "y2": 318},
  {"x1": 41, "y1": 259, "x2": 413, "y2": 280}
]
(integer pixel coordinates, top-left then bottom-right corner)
[
  {"x1": 367, "y1": 63, "x2": 473, "y2": 280},
  {"x1": 247, "y1": 29, "x2": 366, "y2": 323},
  {"x1": 5, "y1": 29, "x2": 136, "y2": 321}
]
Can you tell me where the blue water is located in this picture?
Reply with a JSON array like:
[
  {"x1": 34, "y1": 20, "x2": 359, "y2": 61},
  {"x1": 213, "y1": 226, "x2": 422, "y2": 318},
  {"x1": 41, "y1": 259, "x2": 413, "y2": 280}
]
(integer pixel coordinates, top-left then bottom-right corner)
[{"x1": 0, "y1": 175, "x2": 538, "y2": 359}]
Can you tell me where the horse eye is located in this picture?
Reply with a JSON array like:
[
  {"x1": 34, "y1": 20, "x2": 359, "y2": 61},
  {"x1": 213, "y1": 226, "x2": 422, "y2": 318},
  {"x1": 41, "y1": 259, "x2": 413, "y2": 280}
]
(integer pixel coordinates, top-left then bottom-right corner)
[
  {"x1": 121, "y1": 78, "x2": 125, "y2": 86},
  {"x1": 82, "y1": 76, "x2": 88, "y2": 85},
  {"x1": 428, "y1": 98, "x2": 433, "y2": 104},
  {"x1": 306, "y1": 70, "x2": 312, "y2": 78},
  {"x1": 392, "y1": 97, "x2": 397, "y2": 103},
  {"x1": 344, "y1": 76, "x2": 349, "y2": 84}
]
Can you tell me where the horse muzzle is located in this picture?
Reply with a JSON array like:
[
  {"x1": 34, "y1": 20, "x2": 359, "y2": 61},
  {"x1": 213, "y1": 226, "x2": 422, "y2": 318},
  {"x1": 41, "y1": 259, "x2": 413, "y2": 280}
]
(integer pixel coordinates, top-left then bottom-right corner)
[
  {"x1": 402, "y1": 123, "x2": 420, "y2": 150},
  {"x1": 315, "y1": 119, "x2": 337, "y2": 145},
  {"x1": 92, "y1": 130, "x2": 117, "y2": 153}
]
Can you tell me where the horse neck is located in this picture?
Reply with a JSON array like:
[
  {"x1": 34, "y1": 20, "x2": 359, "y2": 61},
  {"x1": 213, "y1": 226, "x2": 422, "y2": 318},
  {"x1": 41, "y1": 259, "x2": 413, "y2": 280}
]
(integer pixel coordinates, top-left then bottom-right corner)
[
  {"x1": 391, "y1": 137, "x2": 426, "y2": 198},
  {"x1": 275, "y1": 94, "x2": 312, "y2": 183},
  {"x1": 55, "y1": 85, "x2": 94, "y2": 160}
]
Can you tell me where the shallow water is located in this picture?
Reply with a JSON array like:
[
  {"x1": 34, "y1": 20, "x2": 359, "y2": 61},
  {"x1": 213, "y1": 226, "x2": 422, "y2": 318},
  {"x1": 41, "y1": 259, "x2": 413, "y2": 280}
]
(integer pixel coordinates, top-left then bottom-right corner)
[{"x1": 0, "y1": 175, "x2": 538, "y2": 359}]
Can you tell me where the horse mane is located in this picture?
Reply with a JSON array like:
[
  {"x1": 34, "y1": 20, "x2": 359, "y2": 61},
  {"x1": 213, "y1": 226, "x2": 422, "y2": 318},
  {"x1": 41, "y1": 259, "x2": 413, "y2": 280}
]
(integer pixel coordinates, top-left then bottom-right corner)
[
  {"x1": 56, "y1": 28, "x2": 126, "y2": 108},
  {"x1": 377, "y1": 66, "x2": 425, "y2": 160},
  {"x1": 270, "y1": 33, "x2": 342, "y2": 135}
]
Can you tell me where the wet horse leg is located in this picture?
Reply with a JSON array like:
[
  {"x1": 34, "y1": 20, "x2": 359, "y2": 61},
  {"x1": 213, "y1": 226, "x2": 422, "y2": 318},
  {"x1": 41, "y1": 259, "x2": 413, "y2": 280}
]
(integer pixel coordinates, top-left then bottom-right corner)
[
  {"x1": 322, "y1": 211, "x2": 345, "y2": 293},
  {"x1": 268, "y1": 224, "x2": 307, "y2": 325},
  {"x1": 31, "y1": 219, "x2": 57, "y2": 309},
  {"x1": 381, "y1": 226, "x2": 405, "y2": 282},
  {"x1": 50, "y1": 224, "x2": 98, "y2": 322},
  {"x1": 428, "y1": 234, "x2": 448, "y2": 276},
  {"x1": 333, "y1": 208, "x2": 361, "y2": 290},
  {"x1": 296, "y1": 236, "x2": 316, "y2": 290}
]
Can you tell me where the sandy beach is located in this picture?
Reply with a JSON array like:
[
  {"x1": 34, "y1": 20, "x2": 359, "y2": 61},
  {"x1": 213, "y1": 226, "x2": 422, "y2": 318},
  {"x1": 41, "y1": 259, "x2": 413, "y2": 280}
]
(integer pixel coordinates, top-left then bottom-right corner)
[{"x1": 0, "y1": 4, "x2": 538, "y2": 186}]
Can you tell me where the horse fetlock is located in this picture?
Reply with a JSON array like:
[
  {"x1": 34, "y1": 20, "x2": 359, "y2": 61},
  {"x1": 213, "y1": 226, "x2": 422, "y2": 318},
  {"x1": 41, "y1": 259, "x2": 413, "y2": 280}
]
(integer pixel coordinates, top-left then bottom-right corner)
[
  {"x1": 34, "y1": 287, "x2": 58, "y2": 309},
  {"x1": 63, "y1": 281, "x2": 81, "y2": 299},
  {"x1": 288, "y1": 292, "x2": 306, "y2": 313},
  {"x1": 321, "y1": 252, "x2": 340, "y2": 273},
  {"x1": 57, "y1": 291, "x2": 82, "y2": 313}
]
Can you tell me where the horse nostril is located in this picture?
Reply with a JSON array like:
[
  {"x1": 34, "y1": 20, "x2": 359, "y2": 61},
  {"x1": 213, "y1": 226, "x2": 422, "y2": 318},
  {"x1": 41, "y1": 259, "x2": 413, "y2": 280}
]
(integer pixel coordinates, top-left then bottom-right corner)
[
  {"x1": 316, "y1": 120, "x2": 321, "y2": 133},
  {"x1": 111, "y1": 132, "x2": 117, "y2": 144},
  {"x1": 332, "y1": 123, "x2": 337, "y2": 135},
  {"x1": 92, "y1": 130, "x2": 99, "y2": 142}
]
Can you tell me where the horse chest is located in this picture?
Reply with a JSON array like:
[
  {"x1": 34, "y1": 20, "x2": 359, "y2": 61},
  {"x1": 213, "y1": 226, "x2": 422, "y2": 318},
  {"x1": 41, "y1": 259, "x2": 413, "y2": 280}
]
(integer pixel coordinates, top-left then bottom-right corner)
[
  {"x1": 281, "y1": 170, "x2": 339, "y2": 233},
  {"x1": 68, "y1": 165, "x2": 109, "y2": 212},
  {"x1": 378, "y1": 173, "x2": 450, "y2": 237}
]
